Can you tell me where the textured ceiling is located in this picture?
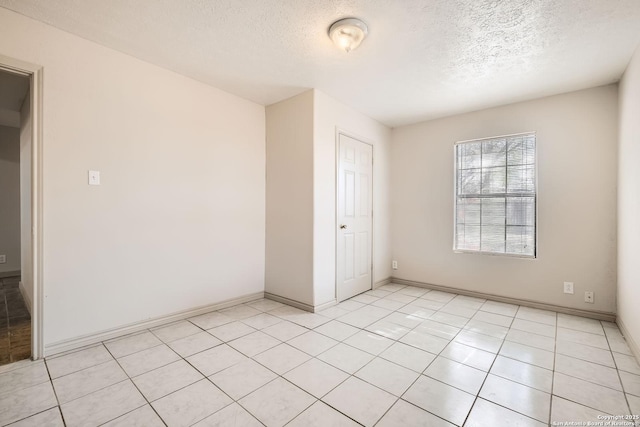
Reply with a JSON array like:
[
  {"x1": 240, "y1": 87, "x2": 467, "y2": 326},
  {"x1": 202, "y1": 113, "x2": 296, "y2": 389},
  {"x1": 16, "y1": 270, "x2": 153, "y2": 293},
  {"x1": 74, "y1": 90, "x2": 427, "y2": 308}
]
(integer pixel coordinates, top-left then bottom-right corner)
[{"x1": 1, "y1": 0, "x2": 640, "y2": 127}]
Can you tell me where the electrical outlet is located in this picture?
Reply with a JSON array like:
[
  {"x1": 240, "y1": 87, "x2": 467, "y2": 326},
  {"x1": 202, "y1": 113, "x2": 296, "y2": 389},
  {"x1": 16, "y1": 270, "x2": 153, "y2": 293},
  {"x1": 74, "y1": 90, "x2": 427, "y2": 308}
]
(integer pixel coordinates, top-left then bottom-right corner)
[
  {"x1": 563, "y1": 282, "x2": 574, "y2": 294},
  {"x1": 584, "y1": 291, "x2": 594, "y2": 303},
  {"x1": 392, "y1": 260, "x2": 398, "y2": 270},
  {"x1": 0, "y1": 255, "x2": 5, "y2": 264}
]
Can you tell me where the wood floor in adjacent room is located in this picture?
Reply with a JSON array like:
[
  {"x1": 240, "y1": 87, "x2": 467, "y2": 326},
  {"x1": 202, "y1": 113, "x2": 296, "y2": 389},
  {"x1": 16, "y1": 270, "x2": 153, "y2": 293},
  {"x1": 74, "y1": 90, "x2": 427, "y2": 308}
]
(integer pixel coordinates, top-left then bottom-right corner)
[{"x1": 0, "y1": 276, "x2": 30, "y2": 366}]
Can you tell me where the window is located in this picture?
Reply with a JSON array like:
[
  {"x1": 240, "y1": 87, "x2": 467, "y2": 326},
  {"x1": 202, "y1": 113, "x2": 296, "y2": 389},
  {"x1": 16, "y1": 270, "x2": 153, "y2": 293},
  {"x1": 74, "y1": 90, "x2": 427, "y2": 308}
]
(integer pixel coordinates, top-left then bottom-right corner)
[{"x1": 454, "y1": 132, "x2": 536, "y2": 257}]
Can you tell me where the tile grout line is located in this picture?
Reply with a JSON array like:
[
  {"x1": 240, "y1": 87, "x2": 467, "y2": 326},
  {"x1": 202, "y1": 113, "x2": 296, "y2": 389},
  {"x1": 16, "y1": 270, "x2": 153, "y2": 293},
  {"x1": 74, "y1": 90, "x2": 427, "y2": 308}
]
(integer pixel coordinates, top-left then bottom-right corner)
[
  {"x1": 518, "y1": 312, "x2": 634, "y2": 418},
  {"x1": 548, "y1": 309, "x2": 558, "y2": 425},
  {"x1": 139, "y1": 296, "x2": 637, "y2": 424},
  {"x1": 603, "y1": 321, "x2": 635, "y2": 416},
  {"x1": 375, "y1": 288, "x2": 479, "y2": 426},
  {"x1": 473, "y1": 304, "x2": 555, "y2": 425},
  {"x1": 173, "y1": 309, "x2": 316, "y2": 426},
  {"x1": 164, "y1": 309, "x2": 292, "y2": 410},
  {"x1": 392, "y1": 289, "x2": 533, "y2": 425},
  {"x1": 204, "y1": 317, "x2": 343, "y2": 426},
  {"x1": 104, "y1": 329, "x2": 266, "y2": 425},
  {"x1": 215, "y1": 308, "x2": 342, "y2": 425},
  {"x1": 509, "y1": 310, "x2": 634, "y2": 421},
  {"x1": 4, "y1": 288, "x2": 638, "y2": 426},
  {"x1": 457, "y1": 302, "x2": 504, "y2": 427},
  {"x1": 43, "y1": 356, "x2": 66, "y2": 427},
  {"x1": 334, "y1": 290, "x2": 557, "y2": 425},
  {"x1": 171, "y1": 344, "x2": 252, "y2": 425},
  {"x1": 551, "y1": 320, "x2": 639, "y2": 415},
  {"x1": 0, "y1": 357, "x2": 64, "y2": 427},
  {"x1": 283, "y1": 287, "x2": 423, "y2": 426},
  {"x1": 100, "y1": 339, "x2": 168, "y2": 427},
  {"x1": 319, "y1": 294, "x2": 421, "y2": 426}
]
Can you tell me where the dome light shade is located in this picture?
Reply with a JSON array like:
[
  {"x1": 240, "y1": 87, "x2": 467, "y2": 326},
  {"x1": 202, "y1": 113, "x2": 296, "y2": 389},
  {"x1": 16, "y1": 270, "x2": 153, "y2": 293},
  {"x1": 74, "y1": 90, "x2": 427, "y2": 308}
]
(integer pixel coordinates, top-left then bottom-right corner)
[{"x1": 328, "y1": 18, "x2": 368, "y2": 53}]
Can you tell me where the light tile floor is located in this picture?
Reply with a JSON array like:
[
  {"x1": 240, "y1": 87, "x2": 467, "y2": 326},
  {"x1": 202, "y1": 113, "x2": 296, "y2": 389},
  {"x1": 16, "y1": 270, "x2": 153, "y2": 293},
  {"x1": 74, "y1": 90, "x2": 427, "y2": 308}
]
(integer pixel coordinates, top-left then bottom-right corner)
[{"x1": 1, "y1": 284, "x2": 640, "y2": 426}]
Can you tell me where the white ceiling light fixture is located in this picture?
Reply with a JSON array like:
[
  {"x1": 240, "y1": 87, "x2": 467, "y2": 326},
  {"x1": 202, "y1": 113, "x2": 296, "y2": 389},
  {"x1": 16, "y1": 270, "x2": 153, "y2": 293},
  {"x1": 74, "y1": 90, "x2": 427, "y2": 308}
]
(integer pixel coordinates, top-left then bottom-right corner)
[{"x1": 328, "y1": 18, "x2": 368, "y2": 53}]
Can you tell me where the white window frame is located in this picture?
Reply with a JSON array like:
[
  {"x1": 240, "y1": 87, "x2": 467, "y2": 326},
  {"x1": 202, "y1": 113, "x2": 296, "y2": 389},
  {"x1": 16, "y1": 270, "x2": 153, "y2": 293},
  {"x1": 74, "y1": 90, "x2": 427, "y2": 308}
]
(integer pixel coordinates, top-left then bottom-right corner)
[{"x1": 453, "y1": 132, "x2": 538, "y2": 259}]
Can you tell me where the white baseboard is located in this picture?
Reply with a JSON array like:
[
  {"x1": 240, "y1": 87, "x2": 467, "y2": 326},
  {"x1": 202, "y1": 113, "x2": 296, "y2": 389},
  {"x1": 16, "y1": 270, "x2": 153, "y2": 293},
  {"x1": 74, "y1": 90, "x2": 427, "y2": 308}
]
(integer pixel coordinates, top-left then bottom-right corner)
[
  {"x1": 18, "y1": 281, "x2": 32, "y2": 315},
  {"x1": 313, "y1": 299, "x2": 337, "y2": 312},
  {"x1": 391, "y1": 277, "x2": 616, "y2": 323},
  {"x1": 264, "y1": 292, "x2": 314, "y2": 312},
  {"x1": 264, "y1": 293, "x2": 338, "y2": 313},
  {"x1": 373, "y1": 277, "x2": 392, "y2": 289},
  {"x1": 45, "y1": 291, "x2": 264, "y2": 357},
  {"x1": 617, "y1": 316, "x2": 640, "y2": 366},
  {"x1": 0, "y1": 270, "x2": 21, "y2": 279}
]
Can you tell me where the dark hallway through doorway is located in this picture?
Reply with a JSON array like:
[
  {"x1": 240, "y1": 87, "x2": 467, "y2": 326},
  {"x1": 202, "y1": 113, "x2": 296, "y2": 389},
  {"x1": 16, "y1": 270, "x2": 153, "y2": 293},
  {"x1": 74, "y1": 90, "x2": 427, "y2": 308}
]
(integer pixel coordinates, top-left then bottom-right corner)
[{"x1": 0, "y1": 275, "x2": 30, "y2": 365}]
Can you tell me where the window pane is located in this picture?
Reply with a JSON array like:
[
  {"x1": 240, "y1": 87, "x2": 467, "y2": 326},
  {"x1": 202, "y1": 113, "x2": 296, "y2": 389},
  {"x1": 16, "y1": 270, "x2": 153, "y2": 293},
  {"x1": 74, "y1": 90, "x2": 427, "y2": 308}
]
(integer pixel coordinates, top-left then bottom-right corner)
[
  {"x1": 456, "y1": 198, "x2": 480, "y2": 225},
  {"x1": 457, "y1": 224, "x2": 480, "y2": 251},
  {"x1": 458, "y1": 143, "x2": 481, "y2": 169},
  {"x1": 482, "y1": 139, "x2": 506, "y2": 168},
  {"x1": 506, "y1": 197, "x2": 535, "y2": 226},
  {"x1": 481, "y1": 225, "x2": 506, "y2": 253},
  {"x1": 454, "y1": 133, "x2": 536, "y2": 257},
  {"x1": 507, "y1": 165, "x2": 535, "y2": 193},
  {"x1": 507, "y1": 136, "x2": 535, "y2": 166},
  {"x1": 482, "y1": 198, "x2": 505, "y2": 225},
  {"x1": 459, "y1": 169, "x2": 481, "y2": 195},
  {"x1": 506, "y1": 226, "x2": 535, "y2": 255},
  {"x1": 482, "y1": 167, "x2": 506, "y2": 194}
]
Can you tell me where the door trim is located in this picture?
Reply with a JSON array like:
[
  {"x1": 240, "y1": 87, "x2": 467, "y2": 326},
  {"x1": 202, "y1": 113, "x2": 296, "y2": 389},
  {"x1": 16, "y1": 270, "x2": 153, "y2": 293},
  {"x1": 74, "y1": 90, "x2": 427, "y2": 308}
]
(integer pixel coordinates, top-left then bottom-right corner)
[
  {"x1": 335, "y1": 128, "x2": 374, "y2": 302},
  {"x1": 0, "y1": 54, "x2": 44, "y2": 360}
]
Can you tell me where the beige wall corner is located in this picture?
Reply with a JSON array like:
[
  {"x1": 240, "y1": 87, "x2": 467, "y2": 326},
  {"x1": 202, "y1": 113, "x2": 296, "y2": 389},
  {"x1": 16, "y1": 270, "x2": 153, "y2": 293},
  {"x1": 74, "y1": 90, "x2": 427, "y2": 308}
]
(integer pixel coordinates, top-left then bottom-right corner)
[
  {"x1": 618, "y1": 44, "x2": 640, "y2": 361},
  {"x1": 391, "y1": 85, "x2": 618, "y2": 313},
  {"x1": 265, "y1": 90, "x2": 315, "y2": 306},
  {"x1": 0, "y1": 8, "x2": 266, "y2": 347},
  {"x1": 313, "y1": 90, "x2": 392, "y2": 306}
]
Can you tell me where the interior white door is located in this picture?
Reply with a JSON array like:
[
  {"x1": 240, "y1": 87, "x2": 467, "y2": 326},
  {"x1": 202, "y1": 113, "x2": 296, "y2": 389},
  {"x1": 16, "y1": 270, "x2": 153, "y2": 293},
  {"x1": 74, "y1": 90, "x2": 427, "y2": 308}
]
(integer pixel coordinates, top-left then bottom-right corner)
[{"x1": 337, "y1": 133, "x2": 373, "y2": 302}]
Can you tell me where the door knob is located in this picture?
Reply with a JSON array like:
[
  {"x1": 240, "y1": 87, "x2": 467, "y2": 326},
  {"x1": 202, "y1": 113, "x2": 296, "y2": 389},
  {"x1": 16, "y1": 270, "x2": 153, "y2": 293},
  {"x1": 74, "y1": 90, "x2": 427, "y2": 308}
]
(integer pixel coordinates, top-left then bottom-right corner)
[{"x1": 340, "y1": 224, "x2": 347, "y2": 229}]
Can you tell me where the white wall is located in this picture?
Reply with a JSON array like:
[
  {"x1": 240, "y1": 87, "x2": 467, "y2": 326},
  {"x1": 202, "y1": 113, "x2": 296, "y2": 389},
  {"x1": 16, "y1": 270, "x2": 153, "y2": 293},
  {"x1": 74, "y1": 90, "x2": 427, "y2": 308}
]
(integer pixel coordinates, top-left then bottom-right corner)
[
  {"x1": 20, "y1": 91, "x2": 33, "y2": 308},
  {"x1": 313, "y1": 91, "x2": 392, "y2": 306},
  {"x1": 265, "y1": 91, "x2": 314, "y2": 305},
  {"x1": 264, "y1": 89, "x2": 391, "y2": 308},
  {"x1": 618, "y1": 46, "x2": 640, "y2": 353},
  {"x1": 0, "y1": 8, "x2": 266, "y2": 349},
  {"x1": 391, "y1": 86, "x2": 618, "y2": 313},
  {"x1": 0, "y1": 125, "x2": 21, "y2": 274}
]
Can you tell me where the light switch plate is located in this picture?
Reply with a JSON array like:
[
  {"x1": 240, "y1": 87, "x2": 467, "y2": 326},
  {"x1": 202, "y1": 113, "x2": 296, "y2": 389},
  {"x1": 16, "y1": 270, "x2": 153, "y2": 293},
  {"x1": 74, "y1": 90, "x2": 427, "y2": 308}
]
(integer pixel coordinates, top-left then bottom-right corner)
[
  {"x1": 88, "y1": 170, "x2": 100, "y2": 185},
  {"x1": 0, "y1": 255, "x2": 6, "y2": 264},
  {"x1": 563, "y1": 282, "x2": 574, "y2": 294}
]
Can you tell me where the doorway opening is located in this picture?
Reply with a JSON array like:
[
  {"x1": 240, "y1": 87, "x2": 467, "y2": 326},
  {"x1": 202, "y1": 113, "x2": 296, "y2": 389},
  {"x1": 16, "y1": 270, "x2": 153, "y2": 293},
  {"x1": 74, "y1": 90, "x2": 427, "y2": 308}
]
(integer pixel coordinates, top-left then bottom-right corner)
[
  {"x1": 0, "y1": 68, "x2": 31, "y2": 365},
  {"x1": 0, "y1": 55, "x2": 43, "y2": 362}
]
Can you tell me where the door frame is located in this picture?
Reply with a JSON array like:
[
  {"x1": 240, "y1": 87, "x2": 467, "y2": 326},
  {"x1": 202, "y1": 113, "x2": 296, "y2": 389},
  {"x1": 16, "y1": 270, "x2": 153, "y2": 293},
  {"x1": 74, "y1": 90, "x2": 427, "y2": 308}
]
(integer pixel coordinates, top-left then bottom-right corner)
[
  {"x1": 0, "y1": 54, "x2": 44, "y2": 360},
  {"x1": 334, "y1": 128, "x2": 374, "y2": 302}
]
